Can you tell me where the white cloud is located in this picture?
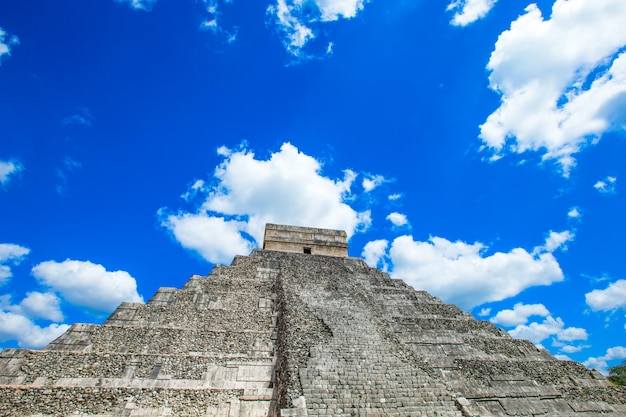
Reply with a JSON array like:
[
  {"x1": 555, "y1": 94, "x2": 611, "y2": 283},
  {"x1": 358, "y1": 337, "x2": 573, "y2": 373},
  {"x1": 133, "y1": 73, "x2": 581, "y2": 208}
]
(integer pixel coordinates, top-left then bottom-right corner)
[
  {"x1": 18, "y1": 291, "x2": 64, "y2": 322},
  {"x1": 479, "y1": 0, "x2": 626, "y2": 176},
  {"x1": 198, "y1": 0, "x2": 238, "y2": 44},
  {"x1": 56, "y1": 156, "x2": 83, "y2": 195},
  {"x1": 508, "y1": 315, "x2": 588, "y2": 345},
  {"x1": 362, "y1": 175, "x2": 385, "y2": 192},
  {"x1": 361, "y1": 239, "x2": 388, "y2": 269},
  {"x1": 267, "y1": 0, "x2": 366, "y2": 57},
  {"x1": 0, "y1": 243, "x2": 29, "y2": 264},
  {"x1": 162, "y1": 214, "x2": 254, "y2": 265},
  {"x1": 478, "y1": 307, "x2": 491, "y2": 317},
  {"x1": 585, "y1": 279, "x2": 626, "y2": 311},
  {"x1": 0, "y1": 267, "x2": 10, "y2": 282},
  {"x1": 567, "y1": 207, "x2": 581, "y2": 219},
  {"x1": 558, "y1": 326, "x2": 588, "y2": 342},
  {"x1": 62, "y1": 108, "x2": 94, "y2": 127},
  {"x1": 0, "y1": 243, "x2": 30, "y2": 282},
  {"x1": 161, "y1": 142, "x2": 373, "y2": 264},
  {"x1": 593, "y1": 176, "x2": 617, "y2": 194},
  {"x1": 32, "y1": 260, "x2": 144, "y2": 313},
  {"x1": 539, "y1": 230, "x2": 575, "y2": 253},
  {"x1": 561, "y1": 345, "x2": 586, "y2": 354},
  {"x1": 387, "y1": 234, "x2": 565, "y2": 310},
  {"x1": 490, "y1": 302, "x2": 550, "y2": 326},
  {"x1": 0, "y1": 27, "x2": 19, "y2": 65},
  {"x1": 386, "y1": 212, "x2": 408, "y2": 227},
  {"x1": 0, "y1": 311, "x2": 69, "y2": 349},
  {"x1": 388, "y1": 193, "x2": 401, "y2": 201},
  {"x1": 116, "y1": 0, "x2": 157, "y2": 11},
  {"x1": 447, "y1": 0, "x2": 498, "y2": 26},
  {"x1": 509, "y1": 315, "x2": 564, "y2": 344},
  {"x1": 0, "y1": 160, "x2": 23, "y2": 187},
  {"x1": 584, "y1": 346, "x2": 626, "y2": 374}
]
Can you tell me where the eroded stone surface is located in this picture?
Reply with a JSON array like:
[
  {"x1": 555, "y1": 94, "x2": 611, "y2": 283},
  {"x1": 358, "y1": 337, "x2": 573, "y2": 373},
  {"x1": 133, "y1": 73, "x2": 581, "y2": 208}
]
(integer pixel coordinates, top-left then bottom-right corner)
[{"x1": 1, "y1": 224, "x2": 624, "y2": 416}]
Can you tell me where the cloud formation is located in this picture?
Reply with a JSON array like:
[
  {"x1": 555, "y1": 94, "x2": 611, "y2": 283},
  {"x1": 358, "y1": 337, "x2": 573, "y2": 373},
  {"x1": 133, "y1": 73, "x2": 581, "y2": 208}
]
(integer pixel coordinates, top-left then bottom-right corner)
[
  {"x1": 446, "y1": 0, "x2": 498, "y2": 26},
  {"x1": 567, "y1": 207, "x2": 582, "y2": 219},
  {"x1": 585, "y1": 279, "x2": 626, "y2": 311},
  {"x1": 116, "y1": 0, "x2": 157, "y2": 11},
  {"x1": 386, "y1": 212, "x2": 408, "y2": 227},
  {"x1": 0, "y1": 27, "x2": 19, "y2": 65},
  {"x1": 267, "y1": 0, "x2": 366, "y2": 57},
  {"x1": 32, "y1": 260, "x2": 144, "y2": 312},
  {"x1": 0, "y1": 311, "x2": 69, "y2": 349},
  {"x1": 62, "y1": 108, "x2": 94, "y2": 127},
  {"x1": 0, "y1": 243, "x2": 30, "y2": 282},
  {"x1": 489, "y1": 302, "x2": 550, "y2": 326},
  {"x1": 366, "y1": 230, "x2": 572, "y2": 310},
  {"x1": 479, "y1": 0, "x2": 626, "y2": 175},
  {"x1": 593, "y1": 176, "x2": 617, "y2": 194},
  {"x1": 539, "y1": 230, "x2": 575, "y2": 253},
  {"x1": 362, "y1": 239, "x2": 389, "y2": 269},
  {"x1": 161, "y1": 142, "x2": 373, "y2": 264},
  {"x1": 198, "y1": 0, "x2": 238, "y2": 44},
  {"x1": 362, "y1": 175, "x2": 386, "y2": 192},
  {"x1": 17, "y1": 291, "x2": 64, "y2": 322},
  {"x1": 0, "y1": 160, "x2": 23, "y2": 187},
  {"x1": 508, "y1": 315, "x2": 587, "y2": 345},
  {"x1": 584, "y1": 346, "x2": 626, "y2": 374},
  {"x1": 488, "y1": 303, "x2": 588, "y2": 353}
]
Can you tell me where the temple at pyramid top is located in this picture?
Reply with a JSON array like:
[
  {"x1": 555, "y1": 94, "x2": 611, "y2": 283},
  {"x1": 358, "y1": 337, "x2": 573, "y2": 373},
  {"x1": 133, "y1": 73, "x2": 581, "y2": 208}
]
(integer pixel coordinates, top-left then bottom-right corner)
[{"x1": 262, "y1": 223, "x2": 348, "y2": 257}]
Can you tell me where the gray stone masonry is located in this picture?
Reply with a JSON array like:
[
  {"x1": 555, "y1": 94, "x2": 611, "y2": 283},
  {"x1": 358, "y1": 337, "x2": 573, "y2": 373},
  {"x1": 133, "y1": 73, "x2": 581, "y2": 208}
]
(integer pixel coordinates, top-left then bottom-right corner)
[{"x1": 1, "y1": 223, "x2": 625, "y2": 416}]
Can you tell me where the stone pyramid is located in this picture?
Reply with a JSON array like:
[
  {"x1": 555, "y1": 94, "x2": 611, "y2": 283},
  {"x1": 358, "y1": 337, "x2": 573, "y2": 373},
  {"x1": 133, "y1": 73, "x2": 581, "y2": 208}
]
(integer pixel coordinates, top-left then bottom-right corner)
[{"x1": 1, "y1": 224, "x2": 624, "y2": 416}]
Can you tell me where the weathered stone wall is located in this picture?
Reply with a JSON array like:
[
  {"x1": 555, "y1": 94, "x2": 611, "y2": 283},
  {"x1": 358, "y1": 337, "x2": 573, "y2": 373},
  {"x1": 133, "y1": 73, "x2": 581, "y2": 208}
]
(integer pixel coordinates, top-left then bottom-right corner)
[
  {"x1": 1, "y1": 237, "x2": 625, "y2": 416},
  {"x1": 0, "y1": 254, "x2": 280, "y2": 417},
  {"x1": 263, "y1": 224, "x2": 348, "y2": 257}
]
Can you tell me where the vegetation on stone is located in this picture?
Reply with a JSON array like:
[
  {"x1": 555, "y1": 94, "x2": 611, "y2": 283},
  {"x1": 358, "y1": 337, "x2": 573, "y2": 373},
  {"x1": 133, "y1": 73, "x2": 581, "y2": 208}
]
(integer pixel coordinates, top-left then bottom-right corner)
[{"x1": 609, "y1": 360, "x2": 626, "y2": 386}]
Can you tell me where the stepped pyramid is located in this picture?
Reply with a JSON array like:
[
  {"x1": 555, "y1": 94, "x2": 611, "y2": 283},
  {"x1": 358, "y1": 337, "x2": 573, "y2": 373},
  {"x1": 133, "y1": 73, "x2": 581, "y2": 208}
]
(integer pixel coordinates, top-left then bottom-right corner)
[{"x1": 1, "y1": 223, "x2": 625, "y2": 416}]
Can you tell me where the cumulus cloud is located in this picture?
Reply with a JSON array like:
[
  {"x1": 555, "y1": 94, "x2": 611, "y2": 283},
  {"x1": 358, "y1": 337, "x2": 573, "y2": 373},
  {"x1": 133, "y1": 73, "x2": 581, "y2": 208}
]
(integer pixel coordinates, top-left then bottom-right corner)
[
  {"x1": 386, "y1": 212, "x2": 408, "y2": 227},
  {"x1": 508, "y1": 315, "x2": 588, "y2": 345},
  {"x1": 161, "y1": 142, "x2": 373, "y2": 264},
  {"x1": 585, "y1": 279, "x2": 626, "y2": 311},
  {"x1": 538, "y1": 230, "x2": 575, "y2": 253},
  {"x1": 116, "y1": 0, "x2": 157, "y2": 11},
  {"x1": 267, "y1": 0, "x2": 366, "y2": 57},
  {"x1": 584, "y1": 346, "x2": 626, "y2": 374},
  {"x1": 593, "y1": 176, "x2": 617, "y2": 194},
  {"x1": 479, "y1": 0, "x2": 626, "y2": 175},
  {"x1": 447, "y1": 0, "x2": 498, "y2": 26},
  {"x1": 32, "y1": 260, "x2": 144, "y2": 313},
  {"x1": 362, "y1": 175, "x2": 385, "y2": 192},
  {"x1": 0, "y1": 160, "x2": 23, "y2": 187},
  {"x1": 489, "y1": 303, "x2": 588, "y2": 351},
  {"x1": 0, "y1": 27, "x2": 19, "y2": 65},
  {"x1": 17, "y1": 291, "x2": 64, "y2": 322},
  {"x1": 362, "y1": 239, "x2": 388, "y2": 269},
  {"x1": 0, "y1": 311, "x2": 69, "y2": 349},
  {"x1": 0, "y1": 243, "x2": 30, "y2": 282},
  {"x1": 567, "y1": 207, "x2": 582, "y2": 219},
  {"x1": 490, "y1": 302, "x2": 550, "y2": 326},
  {"x1": 384, "y1": 233, "x2": 565, "y2": 310}
]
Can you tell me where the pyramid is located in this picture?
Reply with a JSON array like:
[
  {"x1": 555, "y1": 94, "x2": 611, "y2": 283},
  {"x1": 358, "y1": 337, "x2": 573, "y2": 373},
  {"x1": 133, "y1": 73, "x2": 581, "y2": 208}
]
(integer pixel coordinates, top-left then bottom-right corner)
[{"x1": 1, "y1": 223, "x2": 624, "y2": 416}]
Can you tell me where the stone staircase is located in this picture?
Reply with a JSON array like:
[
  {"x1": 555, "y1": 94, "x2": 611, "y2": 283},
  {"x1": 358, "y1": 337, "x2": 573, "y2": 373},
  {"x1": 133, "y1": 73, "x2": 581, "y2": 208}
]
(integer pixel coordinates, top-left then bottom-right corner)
[{"x1": 1, "y1": 247, "x2": 625, "y2": 416}]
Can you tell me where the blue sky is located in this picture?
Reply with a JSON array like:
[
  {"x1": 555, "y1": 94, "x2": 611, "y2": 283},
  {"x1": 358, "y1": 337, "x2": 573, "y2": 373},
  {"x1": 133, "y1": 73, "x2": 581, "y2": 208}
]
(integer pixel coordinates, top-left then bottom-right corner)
[{"x1": 1, "y1": 0, "x2": 625, "y2": 373}]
